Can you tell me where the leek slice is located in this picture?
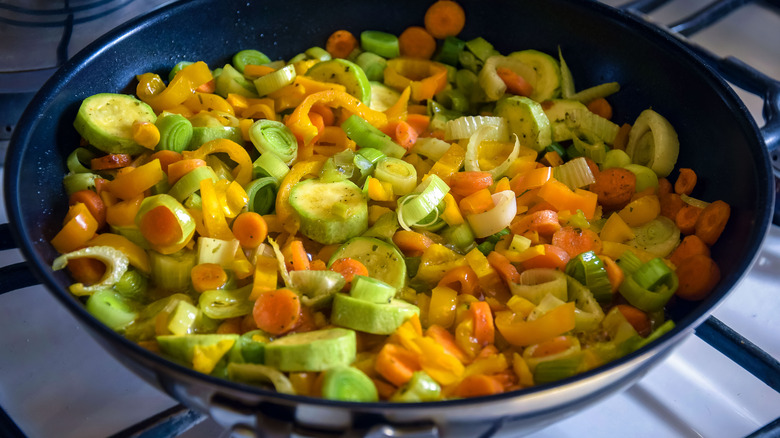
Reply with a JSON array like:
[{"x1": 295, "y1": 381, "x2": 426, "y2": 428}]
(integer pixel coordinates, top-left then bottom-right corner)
[
  {"x1": 564, "y1": 251, "x2": 612, "y2": 304},
  {"x1": 321, "y1": 365, "x2": 378, "y2": 402},
  {"x1": 558, "y1": 47, "x2": 576, "y2": 99},
  {"x1": 52, "y1": 246, "x2": 130, "y2": 296},
  {"x1": 289, "y1": 270, "x2": 345, "y2": 308},
  {"x1": 625, "y1": 109, "x2": 680, "y2": 178},
  {"x1": 411, "y1": 137, "x2": 452, "y2": 161},
  {"x1": 523, "y1": 336, "x2": 581, "y2": 373},
  {"x1": 253, "y1": 64, "x2": 296, "y2": 96},
  {"x1": 624, "y1": 164, "x2": 659, "y2": 192},
  {"x1": 227, "y1": 363, "x2": 295, "y2": 394},
  {"x1": 168, "y1": 166, "x2": 218, "y2": 202},
  {"x1": 553, "y1": 157, "x2": 596, "y2": 190},
  {"x1": 569, "y1": 82, "x2": 620, "y2": 104},
  {"x1": 253, "y1": 152, "x2": 290, "y2": 181},
  {"x1": 149, "y1": 249, "x2": 196, "y2": 293},
  {"x1": 396, "y1": 175, "x2": 450, "y2": 231},
  {"x1": 509, "y1": 268, "x2": 568, "y2": 305},
  {"x1": 86, "y1": 289, "x2": 138, "y2": 331},
  {"x1": 249, "y1": 119, "x2": 298, "y2": 165},
  {"x1": 463, "y1": 126, "x2": 520, "y2": 179},
  {"x1": 374, "y1": 157, "x2": 417, "y2": 195},
  {"x1": 155, "y1": 113, "x2": 193, "y2": 153},
  {"x1": 113, "y1": 269, "x2": 149, "y2": 302},
  {"x1": 615, "y1": 250, "x2": 642, "y2": 276},
  {"x1": 199, "y1": 284, "x2": 253, "y2": 319},
  {"x1": 66, "y1": 147, "x2": 96, "y2": 174},
  {"x1": 619, "y1": 258, "x2": 678, "y2": 312},
  {"x1": 268, "y1": 237, "x2": 292, "y2": 289},
  {"x1": 245, "y1": 177, "x2": 278, "y2": 215},
  {"x1": 63, "y1": 172, "x2": 99, "y2": 196},
  {"x1": 444, "y1": 115, "x2": 508, "y2": 141},
  {"x1": 341, "y1": 115, "x2": 405, "y2": 159},
  {"x1": 479, "y1": 55, "x2": 538, "y2": 101},
  {"x1": 626, "y1": 216, "x2": 680, "y2": 258},
  {"x1": 566, "y1": 108, "x2": 619, "y2": 144},
  {"x1": 532, "y1": 354, "x2": 584, "y2": 384},
  {"x1": 603, "y1": 149, "x2": 632, "y2": 169},
  {"x1": 566, "y1": 276, "x2": 605, "y2": 332},
  {"x1": 360, "y1": 30, "x2": 400, "y2": 59},
  {"x1": 390, "y1": 370, "x2": 441, "y2": 402},
  {"x1": 232, "y1": 49, "x2": 271, "y2": 73},
  {"x1": 465, "y1": 190, "x2": 517, "y2": 238}
]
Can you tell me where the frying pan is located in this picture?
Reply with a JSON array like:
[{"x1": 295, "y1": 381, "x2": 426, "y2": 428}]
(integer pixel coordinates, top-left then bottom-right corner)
[{"x1": 2, "y1": 0, "x2": 778, "y2": 436}]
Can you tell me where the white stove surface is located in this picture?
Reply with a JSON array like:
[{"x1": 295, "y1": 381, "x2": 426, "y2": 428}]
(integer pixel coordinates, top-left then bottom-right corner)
[{"x1": 1, "y1": 1, "x2": 779, "y2": 437}]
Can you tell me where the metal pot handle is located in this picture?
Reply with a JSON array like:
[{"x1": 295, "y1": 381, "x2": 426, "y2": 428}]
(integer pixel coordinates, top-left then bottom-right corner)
[{"x1": 0, "y1": 223, "x2": 40, "y2": 295}]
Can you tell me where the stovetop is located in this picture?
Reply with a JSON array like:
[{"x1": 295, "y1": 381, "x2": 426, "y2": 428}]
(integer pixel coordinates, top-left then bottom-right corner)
[{"x1": 1, "y1": 0, "x2": 779, "y2": 437}]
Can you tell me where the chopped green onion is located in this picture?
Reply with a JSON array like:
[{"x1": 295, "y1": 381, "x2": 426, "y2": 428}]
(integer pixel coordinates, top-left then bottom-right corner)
[
  {"x1": 509, "y1": 268, "x2": 568, "y2": 304},
  {"x1": 360, "y1": 30, "x2": 399, "y2": 59},
  {"x1": 199, "y1": 284, "x2": 253, "y2": 319},
  {"x1": 232, "y1": 49, "x2": 271, "y2": 73},
  {"x1": 321, "y1": 365, "x2": 378, "y2": 402},
  {"x1": 396, "y1": 175, "x2": 449, "y2": 231},
  {"x1": 253, "y1": 152, "x2": 290, "y2": 181},
  {"x1": 637, "y1": 319, "x2": 675, "y2": 349},
  {"x1": 477, "y1": 241, "x2": 495, "y2": 256},
  {"x1": 86, "y1": 289, "x2": 138, "y2": 331},
  {"x1": 66, "y1": 147, "x2": 96, "y2": 174},
  {"x1": 390, "y1": 371, "x2": 441, "y2": 402},
  {"x1": 249, "y1": 119, "x2": 298, "y2": 165},
  {"x1": 545, "y1": 142, "x2": 567, "y2": 159},
  {"x1": 619, "y1": 258, "x2": 678, "y2": 312},
  {"x1": 355, "y1": 52, "x2": 387, "y2": 82},
  {"x1": 350, "y1": 275, "x2": 396, "y2": 303},
  {"x1": 374, "y1": 157, "x2": 417, "y2": 195},
  {"x1": 253, "y1": 64, "x2": 297, "y2": 96},
  {"x1": 565, "y1": 251, "x2": 612, "y2": 304},
  {"x1": 356, "y1": 146, "x2": 386, "y2": 164},
  {"x1": 227, "y1": 363, "x2": 295, "y2": 394},
  {"x1": 465, "y1": 37, "x2": 496, "y2": 62},
  {"x1": 52, "y1": 246, "x2": 130, "y2": 296},
  {"x1": 167, "y1": 166, "x2": 218, "y2": 202},
  {"x1": 155, "y1": 113, "x2": 193, "y2": 153},
  {"x1": 305, "y1": 46, "x2": 331, "y2": 62},
  {"x1": 341, "y1": 115, "x2": 405, "y2": 158},
  {"x1": 435, "y1": 36, "x2": 466, "y2": 66},
  {"x1": 553, "y1": 156, "x2": 596, "y2": 190}
]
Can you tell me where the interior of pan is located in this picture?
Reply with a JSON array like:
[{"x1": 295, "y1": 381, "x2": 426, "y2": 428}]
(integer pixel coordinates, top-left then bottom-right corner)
[{"x1": 4, "y1": 0, "x2": 773, "y2": 412}]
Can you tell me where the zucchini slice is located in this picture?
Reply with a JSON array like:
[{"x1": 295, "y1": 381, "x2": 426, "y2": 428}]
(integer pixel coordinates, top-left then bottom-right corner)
[
  {"x1": 495, "y1": 95, "x2": 552, "y2": 151},
  {"x1": 73, "y1": 93, "x2": 156, "y2": 154},
  {"x1": 288, "y1": 179, "x2": 368, "y2": 245},
  {"x1": 305, "y1": 58, "x2": 372, "y2": 105},
  {"x1": 508, "y1": 49, "x2": 562, "y2": 102},
  {"x1": 328, "y1": 236, "x2": 407, "y2": 290}
]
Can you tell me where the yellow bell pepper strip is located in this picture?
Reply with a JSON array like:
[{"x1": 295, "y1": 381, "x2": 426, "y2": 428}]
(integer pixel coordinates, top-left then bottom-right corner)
[
  {"x1": 463, "y1": 353, "x2": 508, "y2": 379},
  {"x1": 105, "y1": 159, "x2": 164, "y2": 200},
  {"x1": 250, "y1": 254, "x2": 279, "y2": 300},
  {"x1": 106, "y1": 194, "x2": 144, "y2": 227},
  {"x1": 192, "y1": 339, "x2": 236, "y2": 374},
  {"x1": 86, "y1": 232, "x2": 151, "y2": 275},
  {"x1": 384, "y1": 58, "x2": 448, "y2": 102},
  {"x1": 413, "y1": 336, "x2": 465, "y2": 386},
  {"x1": 131, "y1": 121, "x2": 160, "y2": 150},
  {"x1": 428, "y1": 286, "x2": 458, "y2": 328},
  {"x1": 512, "y1": 352, "x2": 535, "y2": 387},
  {"x1": 52, "y1": 246, "x2": 129, "y2": 296},
  {"x1": 495, "y1": 302, "x2": 576, "y2": 347},
  {"x1": 214, "y1": 179, "x2": 249, "y2": 218},
  {"x1": 268, "y1": 76, "x2": 348, "y2": 111},
  {"x1": 537, "y1": 180, "x2": 598, "y2": 220},
  {"x1": 618, "y1": 194, "x2": 661, "y2": 227},
  {"x1": 384, "y1": 86, "x2": 412, "y2": 122},
  {"x1": 510, "y1": 166, "x2": 553, "y2": 194},
  {"x1": 136, "y1": 61, "x2": 213, "y2": 113},
  {"x1": 414, "y1": 243, "x2": 468, "y2": 286},
  {"x1": 275, "y1": 157, "x2": 327, "y2": 235},
  {"x1": 200, "y1": 178, "x2": 235, "y2": 241},
  {"x1": 440, "y1": 193, "x2": 464, "y2": 225},
  {"x1": 425, "y1": 142, "x2": 465, "y2": 185},
  {"x1": 183, "y1": 92, "x2": 235, "y2": 116},
  {"x1": 600, "y1": 212, "x2": 636, "y2": 243},
  {"x1": 182, "y1": 139, "x2": 252, "y2": 187},
  {"x1": 51, "y1": 202, "x2": 99, "y2": 253},
  {"x1": 367, "y1": 177, "x2": 395, "y2": 202},
  {"x1": 286, "y1": 90, "x2": 388, "y2": 148}
]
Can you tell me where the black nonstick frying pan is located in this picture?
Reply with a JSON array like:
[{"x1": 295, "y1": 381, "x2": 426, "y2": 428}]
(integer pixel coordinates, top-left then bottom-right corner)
[{"x1": 2, "y1": 0, "x2": 778, "y2": 436}]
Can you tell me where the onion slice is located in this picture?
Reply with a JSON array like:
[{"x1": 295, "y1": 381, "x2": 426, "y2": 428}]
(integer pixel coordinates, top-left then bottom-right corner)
[{"x1": 466, "y1": 190, "x2": 517, "y2": 238}]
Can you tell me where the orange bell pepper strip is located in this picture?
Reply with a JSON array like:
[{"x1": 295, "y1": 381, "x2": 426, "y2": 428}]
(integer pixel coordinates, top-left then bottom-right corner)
[
  {"x1": 51, "y1": 203, "x2": 99, "y2": 254},
  {"x1": 136, "y1": 61, "x2": 212, "y2": 113},
  {"x1": 105, "y1": 194, "x2": 144, "y2": 227},
  {"x1": 286, "y1": 90, "x2": 388, "y2": 147},
  {"x1": 182, "y1": 139, "x2": 253, "y2": 187},
  {"x1": 383, "y1": 58, "x2": 448, "y2": 102},
  {"x1": 275, "y1": 157, "x2": 327, "y2": 235},
  {"x1": 104, "y1": 159, "x2": 164, "y2": 200},
  {"x1": 384, "y1": 86, "x2": 412, "y2": 122},
  {"x1": 537, "y1": 180, "x2": 598, "y2": 220},
  {"x1": 494, "y1": 302, "x2": 576, "y2": 347}
]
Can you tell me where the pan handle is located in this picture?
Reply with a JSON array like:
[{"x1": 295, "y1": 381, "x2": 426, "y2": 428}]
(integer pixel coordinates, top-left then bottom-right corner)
[{"x1": 0, "y1": 223, "x2": 41, "y2": 295}]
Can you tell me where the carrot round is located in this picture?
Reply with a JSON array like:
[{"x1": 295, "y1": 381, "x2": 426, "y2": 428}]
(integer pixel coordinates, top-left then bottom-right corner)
[
  {"x1": 659, "y1": 192, "x2": 685, "y2": 220},
  {"x1": 253, "y1": 288, "x2": 302, "y2": 335},
  {"x1": 487, "y1": 250, "x2": 520, "y2": 284},
  {"x1": 509, "y1": 210, "x2": 561, "y2": 237},
  {"x1": 470, "y1": 301, "x2": 495, "y2": 346},
  {"x1": 695, "y1": 200, "x2": 730, "y2": 246},
  {"x1": 325, "y1": 30, "x2": 359, "y2": 59},
  {"x1": 424, "y1": 0, "x2": 466, "y2": 39},
  {"x1": 330, "y1": 257, "x2": 369, "y2": 289},
  {"x1": 374, "y1": 343, "x2": 420, "y2": 387},
  {"x1": 551, "y1": 226, "x2": 602, "y2": 258},
  {"x1": 150, "y1": 150, "x2": 183, "y2": 173},
  {"x1": 657, "y1": 177, "x2": 673, "y2": 197},
  {"x1": 437, "y1": 265, "x2": 479, "y2": 295},
  {"x1": 399, "y1": 26, "x2": 437, "y2": 59},
  {"x1": 392, "y1": 230, "x2": 434, "y2": 256},
  {"x1": 91, "y1": 153, "x2": 132, "y2": 170},
  {"x1": 587, "y1": 97, "x2": 613, "y2": 120},
  {"x1": 66, "y1": 257, "x2": 106, "y2": 285},
  {"x1": 669, "y1": 234, "x2": 711, "y2": 268},
  {"x1": 382, "y1": 120, "x2": 419, "y2": 150},
  {"x1": 675, "y1": 254, "x2": 721, "y2": 301},
  {"x1": 139, "y1": 205, "x2": 181, "y2": 247},
  {"x1": 289, "y1": 240, "x2": 311, "y2": 271},
  {"x1": 675, "y1": 204, "x2": 703, "y2": 235},
  {"x1": 449, "y1": 171, "x2": 493, "y2": 197},
  {"x1": 612, "y1": 123, "x2": 632, "y2": 151},
  {"x1": 231, "y1": 211, "x2": 268, "y2": 249},
  {"x1": 191, "y1": 263, "x2": 228, "y2": 293},
  {"x1": 454, "y1": 374, "x2": 504, "y2": 398},
  {"x1": 495, "y1": 67, "x2": 533, "y2": 97},
  {"x1": 589, "y1": 168, "x2": 636, "y2": 211},
  {"x1": 615, "y1": 304, "x2": 651, "y2": 337},
  {"x1": 674, "y1": 168, "x2": 697, "y2": 195},
  {"x1": 69, "y1": 189, "x2": 107, "y2": 229},
  {"x1": 521, "y1": 244, "x2": 571, "y2": 270}
]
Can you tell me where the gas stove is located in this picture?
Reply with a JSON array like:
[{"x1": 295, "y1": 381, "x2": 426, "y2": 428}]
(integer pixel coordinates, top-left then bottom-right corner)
[{"x1": 1, "y1": 1, "x2": 778, "y2": 437}]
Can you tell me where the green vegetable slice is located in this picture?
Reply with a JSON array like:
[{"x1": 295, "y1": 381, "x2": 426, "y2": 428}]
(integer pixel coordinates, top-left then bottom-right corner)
[
  {"x1": 73, "y1": 93, "x2": 156, "y2": 154},
  {"x1": 305, "y1": 58, "x2": 372, "y2": 105},
  {"x1": 321, "y1": 366, "x2": 378, "y2": 402},
  {"x1": 263, "y1": 328, "x2": 357, "y2": 372},
  {"x1": 288, "y1": 178, "x2": 368, "y2": 245},
  {"x1": 331, "y1": 294, "x2": 419, "y2": 335},
  {"x1": 360, "y1": 30, "x2": 400, "y2": 58},
  {"x1": 328, "y1": 236, "x2": 407, "y2": 290},
  {"x1": 625, "y1": 109, "x2": 680, "y2": 178},
  {"x1": 86, "y1": 289, "x2": 138, "y2": 331},
  {"x1": 249, "y1": 119, "x2": 298, "y2": 165}
]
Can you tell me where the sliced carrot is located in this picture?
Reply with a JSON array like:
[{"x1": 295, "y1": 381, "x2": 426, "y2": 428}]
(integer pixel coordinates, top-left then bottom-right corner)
[
  {"x1": 459, "y1": 188, "x2": 494, "y2": 215},
  {"x1": 586, "y1": 97, "x2": 613, "y2": 120},
  {"x1": 325, "y1": 30, "x2": 359, "y2": 59},
  {"x1": 521, "y1": 244, "x2": 571, "y2": 270},
  {"x1": 139, "y1": 205, "x2": 182, "y2": 247},
  {"x1": 551, "y1": 226, "x2": 602, "y2": 258},
  {"x1": 399, "y1": 26, "x2": 437, "y2": 59},
  {"x1": 449, "y1": 171, "x2": 493, "y2": 197},
  {"x1": 589, "y1": 167, "x2": 636, "y2": 211},
  {"x1": 470, "y1": 301, "x2": 495, "y2": 346},
  {"x1": 509, "y1": 210, "x2": 561, "y2": 237},
  {"x1": 150, "y1": 150, "x2": 183, "y2": 174},
  {"x1": 674, "y1": 168, "x2": 697, "y2": 195},
  {"x1": 615, "y1": 304, "x2": 651, "y2": 337},
  {"x1": 191, "y1": 263, "x2": 228, "y2": 293},
  {"x1": 196, "y1": 79, "x2": 216, "y2": 94},
  {"x1": 612, "y1": 123, "x2": 632, "y2": 151},
  {"x1": 695, "y1": 200, "x2": 730, "y2": 246},
  {"x1": 425, "y1": 324, "x2": 470, "y2": 364},
  {"x1": 69, "y1": 189, "x2": 106, "y2": 229},
  {"x1": 252, "y1": 288, "x2": 302, "y2": 335},
  {"x1": 659, "y1": 192, "x2": 685, "y2": 220},
  {"x1": 309, "y1": 259, "x2": 327, "y2": 271},
  {"x1": 675, "y1": 204, "x2": 703, "y2": 235},
  {"x1": 167, "y1": 158, "x2": 207, "y2": 185},
  {"x1": 91, "y1": 153, "x2": 132, "y2": 170},
  {"x1": 243, "y1": 65, "x2": 276, "y2": 77},
  {"x1": 657, "y1": 177, "x2": 672, "y2": 197},
  {"x1": 454, "y1": 374, "x2": 504, "y2": 398},
  {"x1": 66, "y1": 257, "x2": 106, "y2": 286},
  {"x1": 374, "y1": 343, "x2": 420, "y2": 387},
  {"x1": 382, "y1": 120, "x2": 419, "y2": 150},
  {"x1": 330, "y1": 257, "x2": 369, "y2": 289},
  {"x1": 601, "y1": 254, "x2": 623, "y2": 293},
  {"x1": 437, "y1": 265, "x2": 480, "y2": 295},
  {"x1": 584, "y1": 157, "x2": 600, "y2": 180},
  {"x1": 669, "y1": 234, "x2": 711, "y2": 267},
  {"x1": 289, "y1": 240, "x2": 310, "y2": 271},
  {"x1": 675, "y1": 254, "x2": 721, "y2": 301},
  {"x1": 486, "y1": 251, "x2": 520, "y2": 284},
  {"x1": 231, "y1": 211, "x2": 268, "y2": 249},
  {"x1": 216, "y1": 317, "x2": 242, "y2": 335},
  {"x1": 424, "y1": 0, "x2": 466, "y2": 39},
  {"x1": 495, "y1": 67, "x2": 533, "y2": 97},
  {"x1": 393, "y1": 230, "x2": 434, "y2": 256},
  {"x1": 405, "y1": 113, "x2": 431, "y2": 134}
]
